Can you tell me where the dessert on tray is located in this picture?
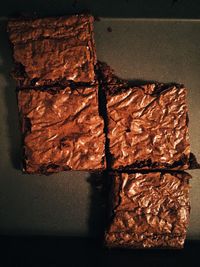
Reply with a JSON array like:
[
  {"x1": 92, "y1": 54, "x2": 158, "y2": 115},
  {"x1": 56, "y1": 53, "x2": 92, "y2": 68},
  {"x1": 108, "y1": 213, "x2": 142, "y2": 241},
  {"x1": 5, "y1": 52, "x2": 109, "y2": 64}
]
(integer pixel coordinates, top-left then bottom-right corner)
[{"x1": 8, "y1": 14, "x2": 197, "y2": 249}]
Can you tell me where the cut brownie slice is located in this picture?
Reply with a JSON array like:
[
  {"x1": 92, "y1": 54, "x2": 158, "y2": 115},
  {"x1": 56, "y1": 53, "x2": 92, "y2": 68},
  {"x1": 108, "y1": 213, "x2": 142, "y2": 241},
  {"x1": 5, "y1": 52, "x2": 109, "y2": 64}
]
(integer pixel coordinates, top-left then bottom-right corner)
[
  {"x1": 17, "y1": 85, "x2": 105, "y2": 173},
  {"x1": 105, "y1": 172, "x2": 191, "y2": 249},
  {"x1": 105, "y1": 82, "x2": 190, "y2": 170},
  {"x1": 8, "y1": 14, "x2": 97, "y2": 87}
]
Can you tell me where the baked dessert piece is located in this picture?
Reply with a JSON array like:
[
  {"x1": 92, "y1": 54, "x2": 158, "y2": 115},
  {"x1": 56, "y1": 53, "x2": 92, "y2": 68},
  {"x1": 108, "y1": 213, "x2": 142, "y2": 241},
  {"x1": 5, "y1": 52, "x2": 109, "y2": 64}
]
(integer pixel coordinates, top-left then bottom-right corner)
[
  {"x1": 104, "y1": 81, "x2": 190, "y2": 170},
  {"x1": 8, "y1": 14, "x2": 97, "y2": 87},
  {"x1": 17, "y1": 85, "x2": 105, "y2": 173},
  {"x1": 105, "y1": 172, "x2": 191, "y2": 249}
]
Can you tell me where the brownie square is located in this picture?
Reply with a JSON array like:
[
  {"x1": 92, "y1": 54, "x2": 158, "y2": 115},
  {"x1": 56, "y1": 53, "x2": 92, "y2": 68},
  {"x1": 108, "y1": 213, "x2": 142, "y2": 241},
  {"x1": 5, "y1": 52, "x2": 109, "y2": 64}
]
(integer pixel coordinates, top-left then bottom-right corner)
[
  {"x1": 105, "y1": 82, "x2": 190, "y2": 170},
  {"x1": 8, "y1": 14, "x2": 97, "y2": 87},
  {"x1": 105, "y1": 172, "x2": 191, "y2": 249},
  {"x1": 17, "y1": 85, "x2": 105, "y2": 173}
]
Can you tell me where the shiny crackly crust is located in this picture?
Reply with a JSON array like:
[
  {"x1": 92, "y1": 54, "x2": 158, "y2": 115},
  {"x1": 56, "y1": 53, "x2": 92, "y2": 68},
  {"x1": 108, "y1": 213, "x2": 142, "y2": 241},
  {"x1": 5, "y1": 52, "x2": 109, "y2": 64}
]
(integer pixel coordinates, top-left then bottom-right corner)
[
  {"x1": 17, "y1": 85, "x2": 105, "y2": 173},
  {"x1": 106, "y1": 83, "x2": 190, "y2": 170},
  {"x1": 8, "y1": 14, "x2": 97, "y2": 87},
  {"x1": 105, "y1": 172, "x2": 191, "y2": 248}
]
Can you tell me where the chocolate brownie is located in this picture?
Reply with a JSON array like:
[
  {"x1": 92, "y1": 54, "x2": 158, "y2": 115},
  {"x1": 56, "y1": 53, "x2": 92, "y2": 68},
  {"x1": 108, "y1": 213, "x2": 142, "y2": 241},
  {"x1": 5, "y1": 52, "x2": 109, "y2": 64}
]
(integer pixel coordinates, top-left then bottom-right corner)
[
  {"x1": 105, "y1": 172, "x2": 191, "y2": 249},
  {"x1": 17, "y1": 85, "x2": 105, "y2": 173},
  {"x1": 105, "y1": 82, "x2": 190, "y2": 170},
  {"x1": 8, "y1": 14, "x2": 97, "y2": 87}
]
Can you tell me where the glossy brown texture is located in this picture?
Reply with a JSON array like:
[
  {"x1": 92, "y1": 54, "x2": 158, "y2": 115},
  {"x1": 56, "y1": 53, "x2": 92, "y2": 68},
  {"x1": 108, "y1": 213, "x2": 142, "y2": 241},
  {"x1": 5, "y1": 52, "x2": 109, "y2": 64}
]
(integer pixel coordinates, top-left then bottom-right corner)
[
  {"x1": 106, "y1": 83, "x2": 190, "y2": 170},
  {"x1": 105, "y1": 172, "x2": 191, "y2": 248},
  {"x1": 8, "y1": 15, "x2": 97, "y2": 87},
  {"x1": 18, "y1": 86, "x2": 105, "y2": 173}
]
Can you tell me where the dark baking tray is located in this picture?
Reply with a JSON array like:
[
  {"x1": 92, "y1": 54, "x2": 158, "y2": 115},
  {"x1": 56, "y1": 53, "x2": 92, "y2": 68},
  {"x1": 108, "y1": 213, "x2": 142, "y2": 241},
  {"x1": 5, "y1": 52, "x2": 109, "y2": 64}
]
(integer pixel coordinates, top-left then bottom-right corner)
[
  {"x1": 0, "y1": 6, "x2": 200, "y2": 265},
  {"x1": 1, "y1": 16, "x2": 199, "y2": 239}
]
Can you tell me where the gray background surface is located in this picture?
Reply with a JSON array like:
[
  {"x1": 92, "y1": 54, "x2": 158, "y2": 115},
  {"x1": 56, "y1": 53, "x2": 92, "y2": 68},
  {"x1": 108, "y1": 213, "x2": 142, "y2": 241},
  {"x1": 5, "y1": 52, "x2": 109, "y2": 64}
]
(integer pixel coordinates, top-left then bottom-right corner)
[{"x1": 0, "y1": 1, "x2": 200, "y2": 239}]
